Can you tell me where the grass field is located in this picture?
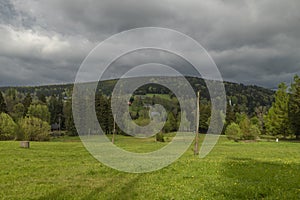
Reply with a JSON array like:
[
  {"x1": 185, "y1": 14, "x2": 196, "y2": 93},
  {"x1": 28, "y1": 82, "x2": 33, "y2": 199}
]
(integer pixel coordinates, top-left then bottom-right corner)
[{"x1": 0, "y1": 135, "x2": 299, "y2": 199}]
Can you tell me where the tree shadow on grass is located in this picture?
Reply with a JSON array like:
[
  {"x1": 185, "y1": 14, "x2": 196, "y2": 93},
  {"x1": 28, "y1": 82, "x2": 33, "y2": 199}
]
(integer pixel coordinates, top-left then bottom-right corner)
[
  {"x1": 37, "y1": 188, "x2": 69, "y2": 200},
  {"x1": 84, "y1": 174, "x2": 141, "y2": 200},
  {"x1": 216, "y1": 157, "x2": 300, "y2": 199}
]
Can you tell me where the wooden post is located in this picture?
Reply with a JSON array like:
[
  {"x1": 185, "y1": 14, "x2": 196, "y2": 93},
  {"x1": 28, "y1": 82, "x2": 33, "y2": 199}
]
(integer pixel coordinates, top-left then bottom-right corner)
[
  {"x1": 20, "y1": 141, "x2": 30, "y2": 148},
  {"x1": 194, "y1": 91, "x2": 200, "y2": 155},
  {"x1": 112, "y1": 114, "x2": 116, "y2": 144}
]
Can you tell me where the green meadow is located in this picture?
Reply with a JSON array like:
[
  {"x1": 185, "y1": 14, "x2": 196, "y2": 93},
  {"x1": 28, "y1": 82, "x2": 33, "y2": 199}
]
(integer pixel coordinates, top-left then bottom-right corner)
[{"x1": 0, "y1": 135, "x2": 299, "y2": 200}]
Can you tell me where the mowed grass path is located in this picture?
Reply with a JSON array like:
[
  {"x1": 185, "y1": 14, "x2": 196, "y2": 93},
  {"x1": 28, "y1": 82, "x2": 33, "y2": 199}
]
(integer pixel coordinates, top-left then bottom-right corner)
[{"x1": 0, "y1": 135, "x2": 299, "y2": 200}]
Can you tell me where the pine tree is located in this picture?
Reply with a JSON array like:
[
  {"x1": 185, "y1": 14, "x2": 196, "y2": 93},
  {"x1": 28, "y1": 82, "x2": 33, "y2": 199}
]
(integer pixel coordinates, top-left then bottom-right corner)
[
  {"x1": 199, "y1": 103, "x2": 211, "y2": 132},
  {"x1": 48, "y1": 95, "x2": 63, "y2": 125},
  {"x1": 289, "y1": 75, "x2": 300, "y2": 139},
  {"x1": 22, "y1": 93, "x2": 32, "y2": 116},
  {"x1": 265, "y1": 83, "x2": 290, "y2": 137},
  {"x1": 63, "y1": 98, "x2": 77, "y2": 136},
  {"x1": 225, "y1": 101, "x2": 236, "y2": 126},
  {"x1": 0, "y1": 92, "x2": 7, "y2": 113}
]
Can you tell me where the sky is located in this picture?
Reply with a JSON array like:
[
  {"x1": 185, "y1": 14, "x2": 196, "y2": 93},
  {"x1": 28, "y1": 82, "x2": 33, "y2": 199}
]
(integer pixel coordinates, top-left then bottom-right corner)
[{"x1": 0, "y1": 0, "x2": 299, "y2": 89}]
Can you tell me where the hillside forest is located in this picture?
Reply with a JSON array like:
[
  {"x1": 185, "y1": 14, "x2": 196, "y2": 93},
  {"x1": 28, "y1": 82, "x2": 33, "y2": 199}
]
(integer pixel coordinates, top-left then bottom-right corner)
[{"x1": 0, "y1": 75, "x2": 299, "y2": 141}]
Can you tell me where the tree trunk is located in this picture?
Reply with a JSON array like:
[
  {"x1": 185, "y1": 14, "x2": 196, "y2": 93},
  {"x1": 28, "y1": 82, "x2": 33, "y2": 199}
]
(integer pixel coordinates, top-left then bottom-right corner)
[{"x1": 194, "y1": 91, "x2": 200, "y2": 155}]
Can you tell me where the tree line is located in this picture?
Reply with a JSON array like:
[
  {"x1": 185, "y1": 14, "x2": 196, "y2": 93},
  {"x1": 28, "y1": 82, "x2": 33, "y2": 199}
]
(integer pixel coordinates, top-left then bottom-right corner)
[
  {"x1": 225, "y1": 75, "x2": 300, "y2": 141},
  {"x1": 0, "y1": 75, "x2": 299, "y2": 141}
]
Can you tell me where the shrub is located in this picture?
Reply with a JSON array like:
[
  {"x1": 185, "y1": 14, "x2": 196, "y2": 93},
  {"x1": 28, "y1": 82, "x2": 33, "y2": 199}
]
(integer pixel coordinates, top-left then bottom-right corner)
[
  {"x1": 156, "y1": 132, "x2": 165, "y2": 142},
  {"x1": 245, "y1": 125, "x2": 261, "y2": 140},
  {"x1": 225, "y1": 122, "x2": 242, "y2": 141},
  {"x1": 240, "y1": 117, "x2": 261, "y2": 140}
]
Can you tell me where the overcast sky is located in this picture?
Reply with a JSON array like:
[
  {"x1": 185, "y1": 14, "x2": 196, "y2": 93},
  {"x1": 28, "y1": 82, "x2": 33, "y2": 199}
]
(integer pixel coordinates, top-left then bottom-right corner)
[{"x1": 0, "y1": 0, "x2": 299, "y2": 89}]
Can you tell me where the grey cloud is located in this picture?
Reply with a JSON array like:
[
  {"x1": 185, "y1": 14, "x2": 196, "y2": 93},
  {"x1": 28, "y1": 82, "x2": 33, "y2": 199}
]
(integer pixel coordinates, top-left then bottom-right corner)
[{"x1": 0, "y1": 0, "x2": 300, "y2": 88}]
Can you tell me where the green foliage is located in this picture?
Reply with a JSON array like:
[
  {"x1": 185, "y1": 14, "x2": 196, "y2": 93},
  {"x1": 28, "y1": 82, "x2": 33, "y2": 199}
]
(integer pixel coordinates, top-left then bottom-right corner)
[
  {"x1": 95, "y1": 94, "x2": 113, "y2": 135},
  {"x1": 19, "y1": 116, "x2": 50, "y2": 141},
  {"x1": 11, "y1": 103, "x2": 25, "y2": 121},
  {"x1": 63, "y1": 98, "x2": 77, "y2": 136},
  {"x1": 235, "y1": 113, "x2": 247, "y2": 124},
  {"x1": 0, "y1": 112, "x2": 17, "y2": 140},
  {"x1": 199, "y1": 103, "x2": 211, "y2": 132},
  {"x1": 226, "y1": 115, "x2": 261, "y2": 141},
  {"x1": 265, "y1": 83, "x2": 290, "y2": 137},
  {"x1": 22, "y1": 93, "x2": 32, "y2": 115},
  {"x1": 225, "y1": 102, "x2": 236, "y2": 125},
  {"x1": 239, "y1": 117, "x2": 251, "y2": 138},
  {"x1": 250, "y1": 116, "x2": 259, "y2": 126},
  {"x1": 0, "y1": 91, "x2": 7, "y2": 113},
  {"x1": 289, "y1": 75, "x2": 300, "y2": 139},
  {"x1": 4, "y1": 89, "x2": 19, "y2": 114},
  {"x1": 248, "y1": 125, "x2": 261, "y2": 140},
  {"x1": 225, "y1": 122, "x2": 242, "y2": 141},
  {"x1": 163, "y1": 112, "x2": 177, "y2": 133},
  {"x1": 48, "y1": 95, "x2": 64, "y2": 125},
  {"x1": 27, "y1": 104, "x2": 50, "y2": 123},
  {"x1": 239, "y1": 117, "x2": 261, "y2": 140},
  {"x1": 254, "y1": 106, "x2": 267, "y2": 134},
  {"x1": 155, "y1": 132, "x2": 165, "y2": 142},
  {"x1": 37, "y1": 93, "x2": 47, "y2": 103}
]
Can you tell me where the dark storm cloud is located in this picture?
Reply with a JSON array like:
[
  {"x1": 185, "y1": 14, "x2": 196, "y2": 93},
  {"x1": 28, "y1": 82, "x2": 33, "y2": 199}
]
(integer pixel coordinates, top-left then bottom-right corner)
[{"x1": 0, "y1": 0, "x2": 300, "y2": 88}]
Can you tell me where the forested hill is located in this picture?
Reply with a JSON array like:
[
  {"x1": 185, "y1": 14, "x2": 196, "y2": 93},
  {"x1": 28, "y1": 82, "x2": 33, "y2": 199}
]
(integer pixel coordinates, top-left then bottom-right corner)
[{"x1": 0, "y1": 77, "x2": 274, "y2": 114}]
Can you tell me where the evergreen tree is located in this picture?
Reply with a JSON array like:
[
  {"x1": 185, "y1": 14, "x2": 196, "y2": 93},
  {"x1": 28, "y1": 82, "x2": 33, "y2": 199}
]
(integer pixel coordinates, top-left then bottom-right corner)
[
  {"x1": 95, "y1": 93, "x2": 113, "y2": 134},
  {"x1": 4, "y1": 89, "x2": 18, "y2": 113},
  {"x1": 0, "y1": 92, "x2": 7, "y2": 113},
  {"x1": 63, "y1": 98, "x2": 77, "y2": 136},
  {"x1": 22, "y1": 93, "x2": 32, "y2": 116},
  {"x1": 254, "y1": 106, "x2": 267, "y2": 134},
  {"x1": 48, "y1": 95, "x2": 64, "y2": 125},
  {"x1": 289, "y1": 75, "x2": 300, "y2": 139},
  {"x1": 265, "y1": 83, "x2": 290, "y2": 137},
  {"x1": 199, "y1": 103, "x2": 211, "y2": 132},
  {"x1": 167, "y1": 112, "x2": 177, "y2": 132},
  {"x1": 225, "y1": 101, "x2": 236, "y2": 127},
  {"x1": 38, "y1": 94, "x2": 47, "y2": 104}
]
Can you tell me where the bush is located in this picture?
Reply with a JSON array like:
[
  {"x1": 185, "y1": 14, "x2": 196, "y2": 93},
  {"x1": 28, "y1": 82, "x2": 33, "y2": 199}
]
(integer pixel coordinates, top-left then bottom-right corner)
[
  {"x1": 19, "y1": 116, "x2": 51, "y2": 141},
  {"x1": 240, "y1": 117, "x2": 261, "y2": 140},
  {"x1": 156, "y1": 132, "x2": 165, "y2": 142},
  {"x1": 0, "y1": 113, "x2": 18, "y2": 140},
  {"x1": 225, "y1": 122, "x2": 242, "y2": 141},
  {"x1": 245, "y1": 125, "x2": 261, "y2": 140}
]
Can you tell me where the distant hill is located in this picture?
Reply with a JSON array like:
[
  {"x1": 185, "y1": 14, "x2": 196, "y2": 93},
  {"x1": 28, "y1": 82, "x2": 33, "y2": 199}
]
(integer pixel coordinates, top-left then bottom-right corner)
[{"x1": 0, "y1": 77, "x2": 274, "y2": 114}]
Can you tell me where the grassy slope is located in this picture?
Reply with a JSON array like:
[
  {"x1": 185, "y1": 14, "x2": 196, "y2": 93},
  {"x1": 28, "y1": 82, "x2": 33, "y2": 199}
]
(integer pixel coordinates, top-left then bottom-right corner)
[{"x1": 0, "y1": 135, "x2": 299, "y2": 200}]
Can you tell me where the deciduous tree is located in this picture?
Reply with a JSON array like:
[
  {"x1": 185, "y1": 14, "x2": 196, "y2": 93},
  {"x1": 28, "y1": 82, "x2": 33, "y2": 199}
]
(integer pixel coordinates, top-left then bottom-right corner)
[
  {"x1": 0, "y1": 112, "x2": 17, "y2": 140},
  {"x1": 27, "y1": 104, "x2": 50, "y2": 123},
  {"x1": 19, "y1": 116, "x2": 50, "y2": 141}
]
